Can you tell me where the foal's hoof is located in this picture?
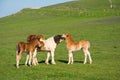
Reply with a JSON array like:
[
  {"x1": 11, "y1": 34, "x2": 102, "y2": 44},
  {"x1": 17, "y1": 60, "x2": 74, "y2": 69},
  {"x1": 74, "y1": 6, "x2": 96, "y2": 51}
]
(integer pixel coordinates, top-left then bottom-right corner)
[
  {"x1": 90, "y1": 61, "x2": 92, "y2": 64},
  {"x1": 45, "y1": 62, "x2": 49, "y2": 65},
  {"x1": 67, "y1": 63, "x2": 70, "y2": 64},
  {"x1": 36, "y1": 63, "x2": 39, "y2": 65},
  {"x1": 16, "y1": 66, "x2": 19, "y2": 68},
  {"x1": 83, "y1": 62, "x2": 86, "y2": 64},
  {"x1": 51, "y1": 62, "x2": 56, "y2": 64},
  {"x1": 32, "y1": 64, "x2": 36, "y2": 66}
]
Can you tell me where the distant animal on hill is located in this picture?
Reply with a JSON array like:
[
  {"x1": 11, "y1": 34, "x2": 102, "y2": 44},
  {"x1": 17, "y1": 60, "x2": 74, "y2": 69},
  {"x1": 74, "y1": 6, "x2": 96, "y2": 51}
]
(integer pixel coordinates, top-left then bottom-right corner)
[
  {"x1": 16, "y1": 37, "x2": 44, "y2": 68},
  {"x1": 62, "y1": 33, "x2": 92, "y2": 64},
  {"x1": 40, "y1": 35, "x2": 65, "y2": 64}
]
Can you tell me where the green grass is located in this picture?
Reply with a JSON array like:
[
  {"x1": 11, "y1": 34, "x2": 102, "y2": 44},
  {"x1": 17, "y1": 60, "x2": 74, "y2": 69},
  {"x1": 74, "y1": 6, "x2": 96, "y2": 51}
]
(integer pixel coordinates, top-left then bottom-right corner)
[{"x1": 0, "y1": 0, "x2": 120, "y2": 80}]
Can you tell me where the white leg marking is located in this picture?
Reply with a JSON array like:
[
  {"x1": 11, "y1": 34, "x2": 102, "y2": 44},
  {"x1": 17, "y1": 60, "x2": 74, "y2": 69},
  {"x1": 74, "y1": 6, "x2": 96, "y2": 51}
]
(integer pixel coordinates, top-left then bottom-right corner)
[
  {"x1": 29, "y1": 52, "x2": 32, "y2": 66},
  {"x1": 51, "y1": 51, "x2": 56, "y2": 64},
  {"x1": 86, "y1": 50, "x2": 92, "y2": 64},
  {"x1": 16, "y1": 55, "x2": 20, "y2": 68},
  {"x1": 45, "y1": 52, "x2": 50, "y2": 64},
  {"x1": 68, "y1": 51, "x2": 73, "y2": 64},
  {"x1": 68, "y1": 53, "x2": 71, "y2": 64},
  {"x1": 35, "y1": 57, "x2": 39, "y2": 65},
  {"x1": 71, "y1": 52, "x2": 74, "y2": 64},
  {"x1": 25, "y1": 54, "x2": 29, "y2": 66},
  {"x1": 83, "y1": 49, "x2": 87, "y2": 64},
  {"x1": 32, "y1": 49, "x2": 37, "y2": 66}
]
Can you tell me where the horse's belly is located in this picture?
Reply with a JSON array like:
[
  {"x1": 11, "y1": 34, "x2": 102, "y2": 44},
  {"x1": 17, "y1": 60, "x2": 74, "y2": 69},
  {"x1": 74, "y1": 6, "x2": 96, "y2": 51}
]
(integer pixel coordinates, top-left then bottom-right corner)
[
  {"x1": 69, "y1": 45, "x2": 81, "y2": 51},
  {"x1": 42, "y1": 44, "x2": 56, "y2": 51}
]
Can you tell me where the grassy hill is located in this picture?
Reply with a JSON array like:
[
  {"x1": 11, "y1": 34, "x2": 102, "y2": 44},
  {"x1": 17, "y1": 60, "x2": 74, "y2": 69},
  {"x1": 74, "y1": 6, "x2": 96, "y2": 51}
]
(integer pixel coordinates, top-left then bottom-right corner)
[{"x1": 0, "y1": 0, "x2": 120, "y2": 80}]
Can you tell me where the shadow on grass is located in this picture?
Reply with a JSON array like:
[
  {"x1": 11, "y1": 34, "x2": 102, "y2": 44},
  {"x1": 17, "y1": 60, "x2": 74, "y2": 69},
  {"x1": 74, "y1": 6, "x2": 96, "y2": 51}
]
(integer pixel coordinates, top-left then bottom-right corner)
[
  {"x1": 57, "y1": 60, "x2": 68, "y2": 63},
  {"x1": 14, "y1": 60, "x2": 84, "y2": 67},
  {"x1": 57, "y1": 60, "x2": 84, "y2": 64},
  {"x1": 38, "y1": 60, "x2": 45, "y2": 64},
  {"x1": 38, "y1": 60, "x2": 52, "y2": 64},
  {"x1": 14, "y1": 63, "x2": 25, "y2": 68},
  {"x1": 74, "y1": 60, "x2": 84, "y2": 63}
]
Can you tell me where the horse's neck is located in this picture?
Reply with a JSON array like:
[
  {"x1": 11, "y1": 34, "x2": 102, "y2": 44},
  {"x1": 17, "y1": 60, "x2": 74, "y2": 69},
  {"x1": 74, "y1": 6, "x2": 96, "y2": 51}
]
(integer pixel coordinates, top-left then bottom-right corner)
[
  {"x1": 66, "y1": 37, "x2": 75, "y2": 44},
  {"x1": 30, "y1": 39, "x2": 38, "y2": 46},
  {"x1": 40, "y1": 39, "x2": 46, "y2": 44}
]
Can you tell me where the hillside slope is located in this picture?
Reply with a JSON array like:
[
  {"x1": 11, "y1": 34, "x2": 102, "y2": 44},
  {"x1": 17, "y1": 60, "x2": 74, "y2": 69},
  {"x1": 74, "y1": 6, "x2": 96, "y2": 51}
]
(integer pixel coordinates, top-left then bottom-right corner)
[{"x1": 0, "y1": 0, "x2": 120, "y2": 80}]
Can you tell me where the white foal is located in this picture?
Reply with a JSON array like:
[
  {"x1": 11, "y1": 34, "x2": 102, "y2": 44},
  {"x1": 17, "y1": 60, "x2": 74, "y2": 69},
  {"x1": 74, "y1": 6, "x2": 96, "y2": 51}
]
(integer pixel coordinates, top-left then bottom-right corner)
[{"x1": 40, "y1": 35, "x2": 64, "y2": 64}]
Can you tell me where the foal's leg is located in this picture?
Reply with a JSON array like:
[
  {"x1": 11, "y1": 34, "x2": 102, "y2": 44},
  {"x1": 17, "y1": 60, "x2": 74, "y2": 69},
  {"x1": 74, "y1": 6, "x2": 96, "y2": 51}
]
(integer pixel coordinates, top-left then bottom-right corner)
[
  {"x1": 70, "y1": 52, "x2": 74, "y2": 64},
  {"x1": 35, "y1": 57, "x2": 39, "y2": 65},
  {"x1": 68, "y1": 53, "x2": 71, "y2": 64},
  {"x1": 51, "y1": 50, "x2": 56, "y2": 64},
  {"x1": 86, "y1": 50, "x2": 92, "y2": 64},
  {"x1": 68, "y1": 51, "x2": 74, "y2": 64},
  {"x1": 16, "y1": 51, "x2": 22, "y2": 68},
  {"x1": 71, "y1": 53, "x2": 74, "y2": 64},
  {"x1": 32, "y1": 49, "x2": 37, "y2": 66},
  {"x1": 28, "y1": 52, "x2": 32, "y2": 66},
  {"x1": 16, "y1": 54, "x2": 20, "y2": 68},
  {"x1": 45, "y1": 52, "x2": 50, "y2": 64},
  {"x1": 25, "y1": 53, "x2": 29, "y2": 66},
  {"x1": 83, "y1": 49, "x2": 87, "y2": 64}
]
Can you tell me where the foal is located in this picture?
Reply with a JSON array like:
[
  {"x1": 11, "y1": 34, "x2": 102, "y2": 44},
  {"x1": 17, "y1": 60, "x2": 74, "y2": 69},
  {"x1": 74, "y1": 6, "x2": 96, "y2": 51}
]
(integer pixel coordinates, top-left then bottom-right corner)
[
  {"x1": 26, "y1": 34, "x2": 45, "y2": 64},
  {"x1": 40, "y1": 35, "x2": 64, "y2": 64},
  {"x1": 62, "y1": 33, "x2": 92, "y2": 64},
  {"x1": 27, "y1": 34, "x2": 64, "y2": 64},
  {"x1": 16, "y1": 38, "x2": 44, "y2": 68}
]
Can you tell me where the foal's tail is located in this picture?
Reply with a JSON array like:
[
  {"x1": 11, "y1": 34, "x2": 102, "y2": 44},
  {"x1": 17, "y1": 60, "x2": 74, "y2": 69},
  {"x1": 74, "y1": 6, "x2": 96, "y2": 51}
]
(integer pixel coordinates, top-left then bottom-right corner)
[
  {"x1": 16, "y1": 43, "x2": 20, "y2": 68},
  {"x1": 16, "y1": 44, "x2": 20, "y2": 55},
  {"x1": 16, "y1": 43, "x2": 22, "y2": 68}
]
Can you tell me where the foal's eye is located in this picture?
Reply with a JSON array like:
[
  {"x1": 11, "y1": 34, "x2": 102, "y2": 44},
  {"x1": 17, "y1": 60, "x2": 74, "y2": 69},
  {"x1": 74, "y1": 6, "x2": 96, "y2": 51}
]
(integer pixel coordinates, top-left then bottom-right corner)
[{"x1": 66, "y1": 35, "x2": 69, "y2": 37}]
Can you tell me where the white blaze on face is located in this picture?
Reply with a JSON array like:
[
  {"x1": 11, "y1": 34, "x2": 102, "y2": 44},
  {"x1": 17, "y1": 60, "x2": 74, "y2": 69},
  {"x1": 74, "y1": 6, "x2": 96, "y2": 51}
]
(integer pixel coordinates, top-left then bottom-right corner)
[
  {"x1": 40, "y1": 38, "x2": 44, "y2": 41},
  {"x1": 62, "y1": 34, "x2": 66, "y2": 38},
  {"x1": 60, "y1": 39, "x2": 63, "y2": 42}
]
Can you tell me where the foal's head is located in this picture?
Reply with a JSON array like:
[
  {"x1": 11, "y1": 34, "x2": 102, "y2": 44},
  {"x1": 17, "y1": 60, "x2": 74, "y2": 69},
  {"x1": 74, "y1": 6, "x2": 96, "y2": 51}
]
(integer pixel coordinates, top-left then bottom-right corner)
[
  {"x1": 62, "y1": 33, "x2": 72, "y2": 39},
  {"x1": 54, "y1": 35, "x2": 65, "y2": 44},
  {"x1": 62, "y1": 33, "x2": 75, "y2": 43},
  {"x1": 37, "y1": 35, "x2": 45, "y2": 41},
  {"x1": 38, "y1": 41, "x2": 44, "y2": 48},
  {"x1": 27, "y1": 34, "x2": 36, "y2": 42},
  {"x1": 33, "y1": 38, "x2": 44, "y2": 49}
]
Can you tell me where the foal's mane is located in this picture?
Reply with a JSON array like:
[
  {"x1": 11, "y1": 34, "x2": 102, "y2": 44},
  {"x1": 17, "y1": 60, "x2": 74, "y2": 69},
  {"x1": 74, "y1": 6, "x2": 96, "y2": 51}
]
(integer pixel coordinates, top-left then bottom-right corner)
[
  {"x1": 66, "y1": 34, "x2": 79, "y2": 44},
  {"x1": 27, "y1": 34, "x2": 44, "y2": 42},
  {"x1": 67, "y1": 34, "x2": 75, "y2": 42}
]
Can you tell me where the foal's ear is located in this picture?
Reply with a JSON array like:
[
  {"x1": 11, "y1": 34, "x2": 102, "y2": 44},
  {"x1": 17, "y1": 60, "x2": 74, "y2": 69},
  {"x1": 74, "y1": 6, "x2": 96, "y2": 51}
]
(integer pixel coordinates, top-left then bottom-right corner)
[
  {"x1": 37, "y1": 37, "x2": 41, "y2": 41},
  {"x1": 40, "y1": 35, "x2": 45, "y2": 39},
  {"x1": 37, "y1": 35, "x2": 45, "y2": 41},
  {"x1": 66, "y1": 34, "x2": 69, "y2": 37}
]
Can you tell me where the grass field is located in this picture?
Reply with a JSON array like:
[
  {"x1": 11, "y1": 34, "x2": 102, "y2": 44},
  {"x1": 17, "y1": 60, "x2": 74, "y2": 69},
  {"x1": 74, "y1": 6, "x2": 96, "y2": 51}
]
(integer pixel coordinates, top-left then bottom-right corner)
[{"x1": 0, "y1": 0, "x2": 120, "y2": 80}]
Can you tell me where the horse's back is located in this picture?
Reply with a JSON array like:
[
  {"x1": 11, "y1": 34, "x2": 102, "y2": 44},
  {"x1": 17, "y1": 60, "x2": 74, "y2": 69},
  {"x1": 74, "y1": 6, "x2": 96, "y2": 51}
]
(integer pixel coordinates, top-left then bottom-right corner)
[
  {"x1": 17, "y1": 42, "x2": 26, "y2": 50},
  {"x1": 79, "y1": 40, "x2": 90, "y2": 49},
  {"x1": 27, "y1": 34, "x2": 37, "y2": 42},
  {"x1": 43, "y1": 37, "x2": 56, "y2": 50}
]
